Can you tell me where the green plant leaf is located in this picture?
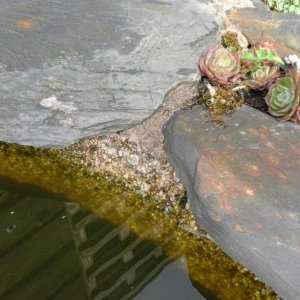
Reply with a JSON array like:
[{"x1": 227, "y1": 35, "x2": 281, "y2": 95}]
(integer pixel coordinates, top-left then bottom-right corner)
[
  {"x1": 227, "y1": 46, "x2": 238, "y2": 52},
  {"x1": 241, "y1": 51, "x2": 256, "y2": 61},
  {"x1": 266, "y1": 50, "x2": 284, "y2": 65}
]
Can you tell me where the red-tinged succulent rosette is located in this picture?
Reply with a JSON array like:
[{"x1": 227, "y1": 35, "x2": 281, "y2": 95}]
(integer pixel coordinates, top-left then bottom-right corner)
[
  {"x1": 245, "y1": 64, "x2": 280, "y2": 90},
  {"x1": 199, "y1": 45, "x2": 241, "y2": 87}
]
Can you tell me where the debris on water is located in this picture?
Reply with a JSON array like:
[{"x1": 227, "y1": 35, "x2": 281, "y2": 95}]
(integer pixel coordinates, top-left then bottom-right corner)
[{"x1": 6, "y1": 224, "x2": 16, "y2": 233}]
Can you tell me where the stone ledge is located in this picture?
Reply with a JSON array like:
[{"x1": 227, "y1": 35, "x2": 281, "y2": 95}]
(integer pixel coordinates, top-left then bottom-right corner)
[{"x1": 226, "y1": 0, "x2": 300, "y2": 57}]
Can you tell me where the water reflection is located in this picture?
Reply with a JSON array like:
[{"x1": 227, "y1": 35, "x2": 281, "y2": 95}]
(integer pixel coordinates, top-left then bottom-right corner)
[
  {"x1": 0, "y1": 184, "x2": 203, "y2": 300},
  {"x1": 0, "y1": 185, "x2": 87, "y2": 300}
]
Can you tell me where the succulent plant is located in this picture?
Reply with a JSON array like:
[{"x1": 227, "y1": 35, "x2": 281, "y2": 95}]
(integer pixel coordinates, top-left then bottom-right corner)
[
  {"x1": 241, "y1": 47, "x2": 284, "y2": 65},
  {"x1": 199, "y1": 45, "x2": 241, "y2": 86},
  {"x1": 265, "y1": 68, "x2": 300, "y2": 121},
  {"x1": 241, "y1": 45, "x2": 284, "y2": 66},
  {"x1": 240, "y1": 41, "x2": 283, "y2": 90},
  {"x1": 264, "y1": 0, "x2": 300, "y2": 14},
  {"x1": 245, "y1": 64, "x2": 280, "y2": 90}
]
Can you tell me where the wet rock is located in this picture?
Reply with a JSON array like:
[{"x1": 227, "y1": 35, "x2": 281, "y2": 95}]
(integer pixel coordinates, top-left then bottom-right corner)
[
  {"x1": 227, "y1": 0, "x2": 300, "y2": 57},
  {"x1": 0, "y1": 0, "x2": 218, "y2": 147},
  {"x1": 163, "y1": 105, "x2": 300, "y2": 300}
]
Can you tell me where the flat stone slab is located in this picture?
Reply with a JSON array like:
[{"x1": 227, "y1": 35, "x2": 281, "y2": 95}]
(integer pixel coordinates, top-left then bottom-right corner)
[
  {"x1": 0, "y1": 0, "x2": 218, "y2": 148},
  {"x1": 164, "y1": 105, "x2": 300, "y2": 300},
  {"x1": 227, "y1": 0, "x2": 300, "y2": 57}
]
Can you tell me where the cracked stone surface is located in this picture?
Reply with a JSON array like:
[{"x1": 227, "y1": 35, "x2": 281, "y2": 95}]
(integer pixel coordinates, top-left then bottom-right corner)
[
  {"x1": 227, "y1": 0, "x2": 300, "y2": 57},
  {"x1": 0, "y1": 0, "x2": 218, "y2": 147},
  {"x1": 164, "y1": 105, "x2": 300, "y2": 300}
]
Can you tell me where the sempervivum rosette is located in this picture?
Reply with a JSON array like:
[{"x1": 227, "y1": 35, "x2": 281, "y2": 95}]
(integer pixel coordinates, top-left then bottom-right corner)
[
  {"x1": 199, "y1": 45, "x2": 241, "y2": 86},
  {"x1": 265, "y1": 68, "x2": 300, "y2": 121},
  {"x1": 245, "y1": 64, "x2": 280, "y2": 90},
  {"x1": 241, "y1": 42, "x2": 284, "y2": 67},
  {"x1": 241, "y1": 41, "x2": 283, "y2": 90}
]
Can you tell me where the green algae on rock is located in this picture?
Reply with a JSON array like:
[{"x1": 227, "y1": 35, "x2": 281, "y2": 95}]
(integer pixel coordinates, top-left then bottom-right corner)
[{"x1": 0, "y1": 141, "x2": 279, "y2": 299}]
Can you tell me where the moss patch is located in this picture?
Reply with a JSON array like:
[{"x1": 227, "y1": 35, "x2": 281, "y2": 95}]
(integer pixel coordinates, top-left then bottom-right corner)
[
  {"x1": 197, "y1": 84, "x2": 244, "y2": 126},
  {"x1": 221, "y1": 31, "x2": 242, "y2": 51}
]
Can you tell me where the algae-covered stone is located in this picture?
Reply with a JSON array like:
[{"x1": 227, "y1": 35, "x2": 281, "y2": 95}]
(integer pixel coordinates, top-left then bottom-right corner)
[{"x1": 164, "y1": 105, "x2": 300, "y2": 300}]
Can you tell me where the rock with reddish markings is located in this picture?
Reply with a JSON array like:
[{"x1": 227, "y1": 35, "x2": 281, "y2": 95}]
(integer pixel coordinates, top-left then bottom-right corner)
[{"x1": 164, "y1": 105, "x2": 300, "y2": 300}]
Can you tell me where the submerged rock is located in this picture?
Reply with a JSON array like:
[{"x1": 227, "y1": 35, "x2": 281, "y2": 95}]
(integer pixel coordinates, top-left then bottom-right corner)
[
  {"x1": 0, "y1": 0, "x2": 218, "y2": 147},
  {"x1": 164, "y1": 105, "x2": 300, "y2": 300}
]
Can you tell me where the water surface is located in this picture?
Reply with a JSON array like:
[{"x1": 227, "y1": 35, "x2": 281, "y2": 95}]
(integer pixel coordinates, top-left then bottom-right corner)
[{"x1": 0, "y1": 182, "x2": 206, "y2": 299}]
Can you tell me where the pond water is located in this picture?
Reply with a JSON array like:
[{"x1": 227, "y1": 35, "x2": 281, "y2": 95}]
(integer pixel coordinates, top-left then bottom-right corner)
[
  {"x1": 0, "y1": 142, "x2": 279, "y2": 300},
  {"x1": 0, "y1": 181, "x2": 207, "y2": 300}
]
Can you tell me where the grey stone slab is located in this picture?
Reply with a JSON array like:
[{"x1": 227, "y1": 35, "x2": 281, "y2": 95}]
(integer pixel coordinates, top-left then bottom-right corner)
[
  {"x1": 0, "y1": 0, "x2": 218, "y2": 147},
  {"x1": 163, "y1": 105, "x2": 300, "y2": 300},
  {"x1": 227, "y1": 0, "x2": 300, "y2": 57}
]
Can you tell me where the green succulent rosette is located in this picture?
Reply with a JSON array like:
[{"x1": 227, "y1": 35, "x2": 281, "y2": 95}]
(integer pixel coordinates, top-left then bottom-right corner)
[
  {"x1": 265, "y1": 69, "x2": 300, "y2": 121},
  {"x1": 245, "y1": 64, "x2": 280, "y2": 90},
  {"x1": 198, "y1": 45, "x2": 241, "y2": 86},
  {"x1": 241, "y1": 42, "x2": 283, "y2": 90}
]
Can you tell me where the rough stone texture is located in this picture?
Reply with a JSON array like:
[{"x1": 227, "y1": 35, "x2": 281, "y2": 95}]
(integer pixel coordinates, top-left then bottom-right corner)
[
  {"x1": 212, "y1": 0, "x2": 255, "y2": 14},
  {"x1": 124, "y1": 81, "x2": 200, "y2": 162},
  {"x1": 0, "y1": 0, "x2": 218, "y2": 148},
  {"x1": 163, "y1": 105, "x2": 300, "y2": 300},
  {"x1": 227, "y1": 0, "x2": 300, "y2": 57},
  {"x1": 68, "y1": 82, "x2": 201, "y2": 235}
]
